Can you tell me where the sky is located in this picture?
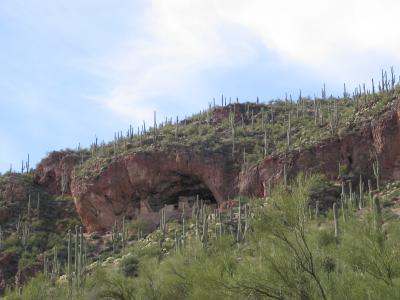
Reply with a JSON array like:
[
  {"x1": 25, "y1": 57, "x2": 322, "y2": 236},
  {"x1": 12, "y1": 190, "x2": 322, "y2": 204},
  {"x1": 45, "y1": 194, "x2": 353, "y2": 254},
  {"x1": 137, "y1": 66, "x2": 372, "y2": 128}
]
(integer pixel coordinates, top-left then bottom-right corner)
[{"x1": 1, "y1": 0, "x2": 400, "y2": 172}]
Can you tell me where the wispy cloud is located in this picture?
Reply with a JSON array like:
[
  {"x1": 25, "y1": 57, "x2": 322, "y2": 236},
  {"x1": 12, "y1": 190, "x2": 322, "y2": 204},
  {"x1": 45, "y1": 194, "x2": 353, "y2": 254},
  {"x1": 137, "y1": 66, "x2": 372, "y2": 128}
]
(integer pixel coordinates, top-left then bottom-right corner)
[
  {"x1": 1, "y1": 0, "x2": 399, "y2": 171},
  {"x1": 90, "y1": 0, "x2": 400, "y2": 122},
  {"x1": 89, "y1": 1, "x2": 260, "y2": 121}
]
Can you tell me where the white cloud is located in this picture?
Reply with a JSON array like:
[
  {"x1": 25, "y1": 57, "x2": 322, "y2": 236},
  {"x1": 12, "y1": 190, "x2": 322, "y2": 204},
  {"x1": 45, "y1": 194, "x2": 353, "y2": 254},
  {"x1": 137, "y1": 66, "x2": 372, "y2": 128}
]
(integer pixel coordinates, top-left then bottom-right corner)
[
  {"x1": 92, "y1": 0, "x2": 400, "y2": 120},
  {"x1": 218, "y1": 0, "x2": 400, "y2": 70}
]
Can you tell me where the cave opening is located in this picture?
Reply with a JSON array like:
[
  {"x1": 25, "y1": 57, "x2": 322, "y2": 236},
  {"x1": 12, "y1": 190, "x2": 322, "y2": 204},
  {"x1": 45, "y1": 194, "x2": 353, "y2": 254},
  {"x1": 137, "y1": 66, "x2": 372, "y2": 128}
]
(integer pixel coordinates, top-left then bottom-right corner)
[{"x1": 147, "y1": 174, "x2": 217, "y2": 211}]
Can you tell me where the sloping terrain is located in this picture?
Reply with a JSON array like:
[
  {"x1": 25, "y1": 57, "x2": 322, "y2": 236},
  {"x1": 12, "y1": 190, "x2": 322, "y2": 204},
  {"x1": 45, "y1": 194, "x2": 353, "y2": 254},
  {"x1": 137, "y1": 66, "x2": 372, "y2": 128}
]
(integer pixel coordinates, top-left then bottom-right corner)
[
  {"x1": 1, "y1": 82, "x2": 400, "y2": 297},
  {"x1": 35, "y1": 86, "x2": 400, "y2": 232}
]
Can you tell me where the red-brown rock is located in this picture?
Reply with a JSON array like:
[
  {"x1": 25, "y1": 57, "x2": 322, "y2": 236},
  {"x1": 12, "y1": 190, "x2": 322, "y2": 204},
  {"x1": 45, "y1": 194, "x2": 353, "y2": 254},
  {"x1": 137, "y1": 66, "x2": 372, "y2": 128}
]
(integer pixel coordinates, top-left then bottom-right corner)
[
  {"x1": 71, "y1": 148, "x2": 238, "y2": 232},
  {"x1": 239, "y1": 101, "x2": 400, "y2": 197},
  {"x1": 34, "y1": 150, "x2": 81, "y2": 195},
  {"x1": 36, "y1": 99, "x2": 400, "y2": 234}
]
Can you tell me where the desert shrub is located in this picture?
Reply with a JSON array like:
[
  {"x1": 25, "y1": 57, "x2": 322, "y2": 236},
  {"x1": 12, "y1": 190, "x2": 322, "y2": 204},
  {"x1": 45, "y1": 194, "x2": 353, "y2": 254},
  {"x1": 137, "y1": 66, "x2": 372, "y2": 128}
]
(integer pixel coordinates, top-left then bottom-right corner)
[{"x1": 120, "y1": 255, "x2": 139, "y2": 277}]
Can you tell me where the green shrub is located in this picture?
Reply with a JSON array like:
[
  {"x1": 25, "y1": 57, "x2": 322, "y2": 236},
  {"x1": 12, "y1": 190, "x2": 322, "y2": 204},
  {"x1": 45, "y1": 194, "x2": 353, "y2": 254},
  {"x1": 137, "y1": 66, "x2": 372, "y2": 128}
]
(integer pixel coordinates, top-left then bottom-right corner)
[{"x1": 120, "y1": 255, "x2": 139, "y2": 277}]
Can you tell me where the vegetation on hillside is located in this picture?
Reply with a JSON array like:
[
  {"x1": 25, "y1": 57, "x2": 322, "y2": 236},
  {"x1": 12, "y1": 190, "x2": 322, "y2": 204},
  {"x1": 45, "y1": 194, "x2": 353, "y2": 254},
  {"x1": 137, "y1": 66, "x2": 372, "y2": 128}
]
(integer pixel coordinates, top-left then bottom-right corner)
[
  {"x1": 0, "y1": 174, "x2": 82, "y2": 291},
  {"x1": 72, "y1": 75, "x2": 400, "y2": 180},
  {"x1": 4, "y1": 174, "x2": 400, "y2": 299},
  {"x1": 2, "y1": 68, "x2": 400, "y2": 298}
]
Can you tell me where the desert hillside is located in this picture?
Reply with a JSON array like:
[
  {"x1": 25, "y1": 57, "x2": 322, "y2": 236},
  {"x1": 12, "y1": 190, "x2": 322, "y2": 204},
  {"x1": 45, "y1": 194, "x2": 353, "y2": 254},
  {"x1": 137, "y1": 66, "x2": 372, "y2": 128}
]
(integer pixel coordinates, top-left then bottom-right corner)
[{"x1": 1, "y1": 80, "x2": 400, "y2": 299}]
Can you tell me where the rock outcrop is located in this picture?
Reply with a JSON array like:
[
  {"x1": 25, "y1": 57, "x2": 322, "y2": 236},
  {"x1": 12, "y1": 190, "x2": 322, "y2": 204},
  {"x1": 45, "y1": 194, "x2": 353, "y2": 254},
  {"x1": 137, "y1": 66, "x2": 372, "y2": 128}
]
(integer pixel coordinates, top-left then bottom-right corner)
[
  {"x1": 239, "y1": 102, "x2": 400, "y2": 197},
  {"x1": 33, "y1": 99, "x2": 400, "y2": 234},
  {"x1": 70, "y1": 148, "x2": 238, "y2": 232},
  {"x1": 34, "y1": 150, "x2": 81, "y2": 195}
]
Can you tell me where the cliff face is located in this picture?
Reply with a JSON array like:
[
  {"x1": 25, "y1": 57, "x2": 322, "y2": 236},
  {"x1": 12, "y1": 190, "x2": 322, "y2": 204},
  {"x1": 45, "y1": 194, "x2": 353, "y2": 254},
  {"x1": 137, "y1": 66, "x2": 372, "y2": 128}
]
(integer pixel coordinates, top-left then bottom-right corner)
[
  {"x1": 34, "y1": 150, "x2": 80, "y2": 195},
  {"x1": 34, "y1": 99, "x2": 400, "y2": 233},
  {"x1": 70, "y1": 149, "x2": 238, "y2": 232},
  {"x1": 239, "y1": 103, "x2": 400, "y2": 197}
]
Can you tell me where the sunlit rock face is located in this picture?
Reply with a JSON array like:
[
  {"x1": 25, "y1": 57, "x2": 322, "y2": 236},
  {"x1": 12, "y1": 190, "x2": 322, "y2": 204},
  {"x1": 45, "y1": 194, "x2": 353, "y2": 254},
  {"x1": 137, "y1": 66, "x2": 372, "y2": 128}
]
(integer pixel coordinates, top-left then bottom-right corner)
[
  {"x1": 70, "y1": 148, "x2": 238, "y2": 233},
  {"x1": 240, "y1": 101, "x2": 400, "y2": 197},
  {"x1": 34, "y1": 99, "x2": 400, "y2": 233}
]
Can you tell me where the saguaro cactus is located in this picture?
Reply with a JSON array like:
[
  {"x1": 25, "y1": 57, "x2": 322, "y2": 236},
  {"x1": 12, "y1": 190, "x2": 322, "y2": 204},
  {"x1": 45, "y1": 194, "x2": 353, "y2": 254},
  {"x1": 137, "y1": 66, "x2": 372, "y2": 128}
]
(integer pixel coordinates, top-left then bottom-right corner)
[
  {"x1": 0, "y1": 226, "x2": 3, "y2": 250},
  {"x1": 358, "y1": 175, "x2": 363, "y2": 210},
  {"x1": 36, "y1": 192, "x2": 40, "y2": 218},
  {"x1": 236, "y1": 198, "x2": 242, "y2": 243},
  {"x1": 67, "y1": 229, "x2": 72, "y2": 290},
  {"x1": 373, "y1": 195, "x2": 382, "y2": 230},
  {"x1": 27, "y1": 195, "x2": 31, "y2": 220},
  {"x1": 283, "y1": 164, "x2": 288, "y2": 188},
  {"x1": 153, "y1": 111, "x2": 157, "y2": 142},
  {"x1": 232, "y1": 127, "x2": 235, "y2": 158},
  {"x1": 61, "y1": 172, "x2": 68, "y2": 195},
  {"x1": 287, "y1": 112, "x2": 291, "y2": 148},
  {"x1": 264, "y1": 130, "x2": 267, "y2": 157},
  {"x1": 74, "y1": 225, "x2": 78, "y2": 278},
  {"x1": 333, "y1": 203, "x2": 339, "y2": 237},
  {"x1": 373, "y1": 156, "x2": 380, "y2": 191},
  {"x1": 201, "y1": 212, "x2": 208, "y2": 250},
  {"x1": 21, "y1": 221, "x2": 30, "y2": 250}
]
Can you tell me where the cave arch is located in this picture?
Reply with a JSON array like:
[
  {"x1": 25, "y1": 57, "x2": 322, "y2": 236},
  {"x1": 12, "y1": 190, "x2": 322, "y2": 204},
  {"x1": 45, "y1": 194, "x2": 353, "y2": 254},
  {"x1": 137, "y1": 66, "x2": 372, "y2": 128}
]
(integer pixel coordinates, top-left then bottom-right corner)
[{"x1": 145, "y1": 173, "x2": 218, "y2": 211}]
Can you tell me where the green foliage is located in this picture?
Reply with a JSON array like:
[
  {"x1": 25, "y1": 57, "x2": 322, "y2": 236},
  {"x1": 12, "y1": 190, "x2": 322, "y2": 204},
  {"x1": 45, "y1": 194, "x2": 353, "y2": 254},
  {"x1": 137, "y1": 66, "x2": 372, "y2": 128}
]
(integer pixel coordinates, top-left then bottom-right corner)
[
  {"x1": 4, "y1": 274, "x2": 67, "y2": 300},
  {"x1": 7, "y1": 174, "x2": 400, "y2": 299},
  {"x1": 87, "y1": 269, "x2": 137, "y2": 300},
  {"x1": 120, "y1": 255, "x2": 140, "y2": 277},
  {"x1": 71, "y1": 87, "x2": 400, "y2": 182}
]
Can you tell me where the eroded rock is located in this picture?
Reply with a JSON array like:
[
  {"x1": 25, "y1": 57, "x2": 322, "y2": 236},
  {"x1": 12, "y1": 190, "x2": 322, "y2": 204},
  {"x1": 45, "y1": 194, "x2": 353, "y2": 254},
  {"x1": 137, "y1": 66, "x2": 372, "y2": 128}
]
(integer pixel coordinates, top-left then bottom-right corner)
[
  {"x1": 239, "y1": 102, "x2": 400, "y2": 197},
  {"x1": 70, "y1": 148, "x2": 238, "y2": 232},
  {"x1": 34, "y1": 150, "x2": 81, "y2": 194}
]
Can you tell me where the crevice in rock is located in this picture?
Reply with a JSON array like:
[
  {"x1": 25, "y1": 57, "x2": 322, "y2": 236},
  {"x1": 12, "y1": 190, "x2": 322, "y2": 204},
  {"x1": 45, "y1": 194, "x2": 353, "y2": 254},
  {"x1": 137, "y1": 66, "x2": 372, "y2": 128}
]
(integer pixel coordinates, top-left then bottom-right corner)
[{"x1": 147, "y1": 173, "x2": 217, "y2": 211}]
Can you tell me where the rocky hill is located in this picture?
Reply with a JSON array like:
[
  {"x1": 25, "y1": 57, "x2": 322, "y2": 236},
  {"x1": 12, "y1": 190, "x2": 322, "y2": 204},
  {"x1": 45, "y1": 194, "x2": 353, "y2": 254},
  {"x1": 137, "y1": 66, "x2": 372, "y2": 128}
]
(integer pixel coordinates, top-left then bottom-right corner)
[
  {"x1": 34, "y1": 87, "x2": 400, "y2": 233},
  {"x1": 1, "y1": 81, "x2": 400, "y2": 297}
]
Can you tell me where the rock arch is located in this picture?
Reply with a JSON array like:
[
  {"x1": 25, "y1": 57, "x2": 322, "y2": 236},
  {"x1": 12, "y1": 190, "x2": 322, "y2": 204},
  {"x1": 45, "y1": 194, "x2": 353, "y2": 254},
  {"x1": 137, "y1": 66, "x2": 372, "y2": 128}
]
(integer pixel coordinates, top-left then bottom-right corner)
[{"x1": 71, "y1": 149, "x2": 238, "y2": 232}]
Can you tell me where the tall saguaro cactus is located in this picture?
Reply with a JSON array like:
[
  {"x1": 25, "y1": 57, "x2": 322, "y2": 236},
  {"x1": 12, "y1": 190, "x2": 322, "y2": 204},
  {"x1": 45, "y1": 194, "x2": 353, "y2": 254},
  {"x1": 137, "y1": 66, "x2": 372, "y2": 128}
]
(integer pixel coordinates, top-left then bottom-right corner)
[
  {"x1": 0, "y1": 226, "x2": 3, "y2": 250},
  {"x1": 373, "y1": 155, "x2": 380, "y2": 191},
  {"x1": 373, "y1": 195, "x2": 382, "y2": 230},
  {"x1": 36, "y1": 192, "x2": 40, "y2": 219},
  {"x1": 264, "y1": 130, "x2": 267, "y2": 157},
  {"x1": 74, "y1": 225, "x2": 79, "y2": 280},
  {"x1": 287, "y1": 112, "x2": 291, "y2": 149},
  {"x1": 359, "y1": 174, "x2": 364, "y2": 210},
  {"x1": 333, "y1": 203, "x2": 339, "y2": 237},
  {"x1": 67, "y1": 229, "x2": 72, "y2": 289}
]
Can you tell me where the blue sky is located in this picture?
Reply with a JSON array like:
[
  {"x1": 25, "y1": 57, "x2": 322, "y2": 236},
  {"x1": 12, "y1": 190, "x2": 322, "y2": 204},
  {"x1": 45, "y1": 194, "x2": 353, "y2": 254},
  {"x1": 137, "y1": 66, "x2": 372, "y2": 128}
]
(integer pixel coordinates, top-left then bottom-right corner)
[{"x1": 1, "y1": 0, "x2": 400, "y2": 172}]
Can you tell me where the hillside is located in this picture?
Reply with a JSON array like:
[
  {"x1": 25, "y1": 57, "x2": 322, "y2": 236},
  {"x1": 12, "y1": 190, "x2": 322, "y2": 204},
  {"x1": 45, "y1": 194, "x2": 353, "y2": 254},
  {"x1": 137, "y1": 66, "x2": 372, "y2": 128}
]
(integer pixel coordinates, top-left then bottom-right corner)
[{"x1": 1, "y1": 78, "x2": 400, "y2": 299}]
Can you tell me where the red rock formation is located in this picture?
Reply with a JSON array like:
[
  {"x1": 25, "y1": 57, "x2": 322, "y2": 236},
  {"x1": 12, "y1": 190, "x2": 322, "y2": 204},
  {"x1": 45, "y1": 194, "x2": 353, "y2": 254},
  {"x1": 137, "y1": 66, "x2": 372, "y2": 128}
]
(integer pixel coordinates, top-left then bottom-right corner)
[
  {"x1": 35, "y1": 99, "x2": 400, "y2": 233},
  {"x1": 34, "y1": 150, "x2": 81, "y2": 194},
  {"x1": 239, "y1": 102, "x2": 400, "y2": 197},
  {"x1": 70, "y1": 148, "x2": 238, "y2": 232}
]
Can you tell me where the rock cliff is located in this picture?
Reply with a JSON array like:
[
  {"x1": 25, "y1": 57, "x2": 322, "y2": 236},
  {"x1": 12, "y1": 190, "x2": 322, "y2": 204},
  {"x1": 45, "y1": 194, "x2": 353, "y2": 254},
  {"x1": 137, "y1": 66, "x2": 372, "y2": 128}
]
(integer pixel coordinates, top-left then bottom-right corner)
[{"x1": 33, "y1": 98, "x2": 400, "y2": 233}]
